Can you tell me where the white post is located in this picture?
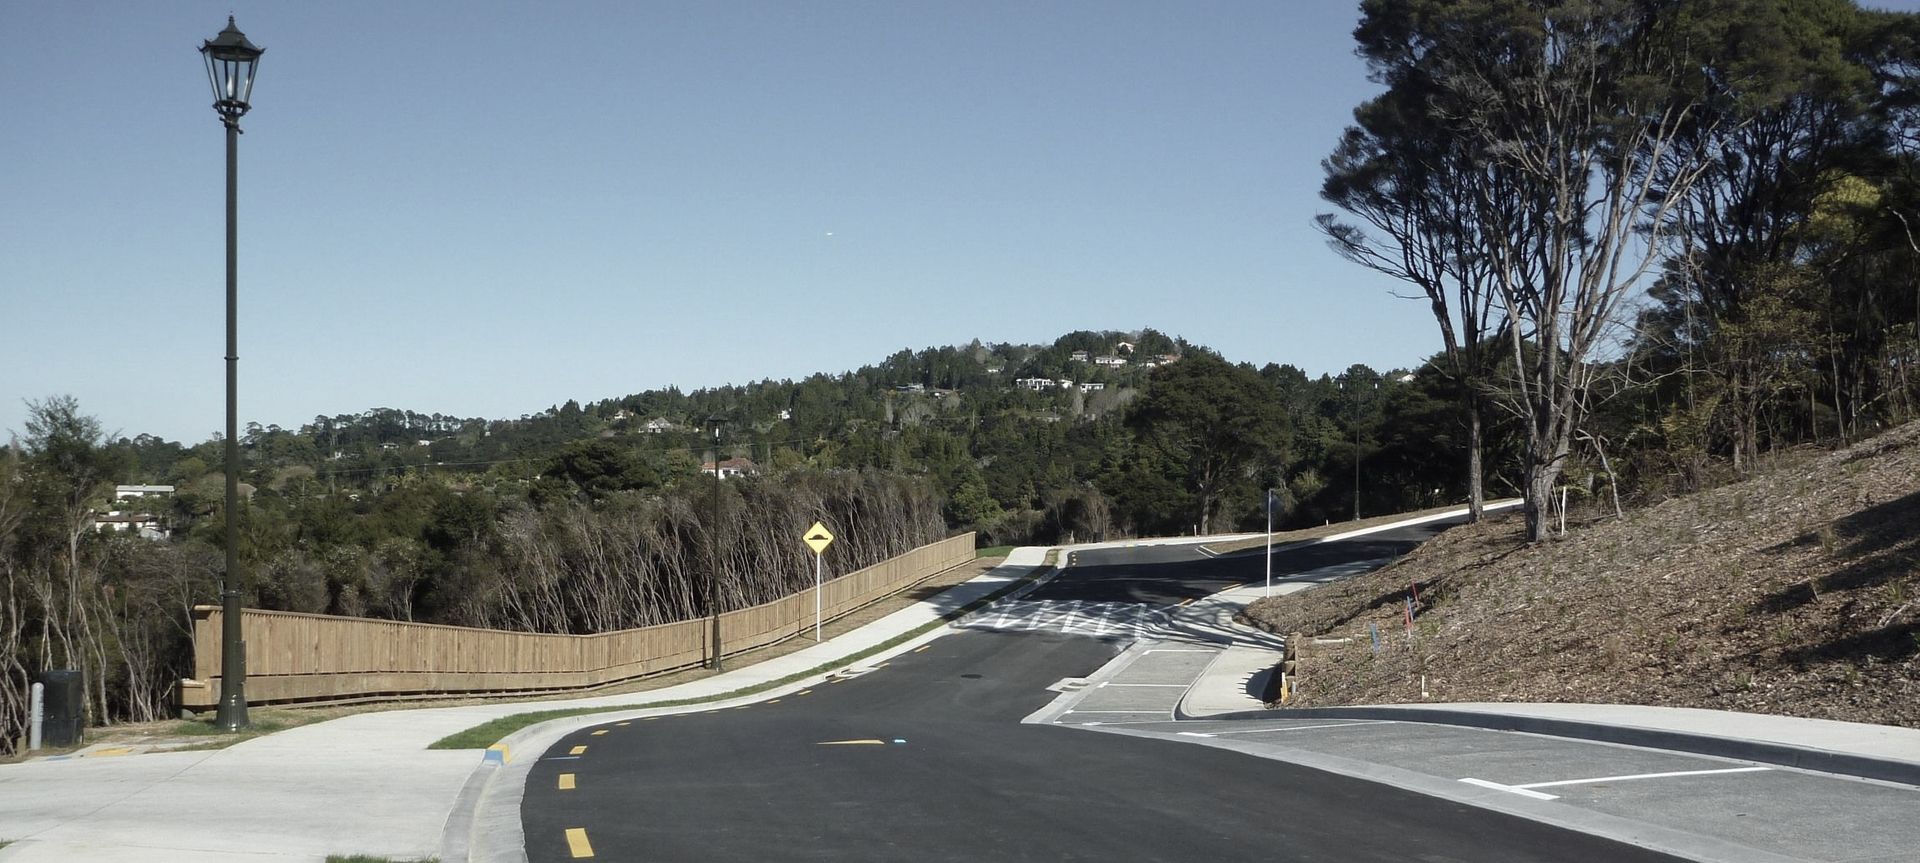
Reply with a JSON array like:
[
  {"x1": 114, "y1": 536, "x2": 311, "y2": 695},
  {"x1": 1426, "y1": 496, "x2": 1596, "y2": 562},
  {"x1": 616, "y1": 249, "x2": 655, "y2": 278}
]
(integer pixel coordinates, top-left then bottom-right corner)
[
  {"x1": 29, "y1": 681, "x2": 44, "y2": 751},
  {"x1": 1264, "y1": 488, "x2": 1274, "y2": 598},
  {"x1": 814, "y1": 550, "x2": 824, "y2": 642}
]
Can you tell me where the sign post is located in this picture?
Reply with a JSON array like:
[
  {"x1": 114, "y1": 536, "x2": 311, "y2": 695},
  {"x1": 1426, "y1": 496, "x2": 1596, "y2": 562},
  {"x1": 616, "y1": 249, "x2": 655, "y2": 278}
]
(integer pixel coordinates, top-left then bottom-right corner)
[
  {"x1": 1264, "y1": 488, "x2": 1276, "y2": 598},
  {"x1": 804, "y1": 521, "x2": 835, "y2": 641}
]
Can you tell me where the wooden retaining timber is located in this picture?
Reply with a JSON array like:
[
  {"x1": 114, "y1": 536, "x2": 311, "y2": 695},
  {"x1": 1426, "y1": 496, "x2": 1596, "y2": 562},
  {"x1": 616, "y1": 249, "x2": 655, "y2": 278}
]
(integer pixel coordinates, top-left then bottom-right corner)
[{"x1": 180, "y1": 532, "x2": 975, "y2": 710}]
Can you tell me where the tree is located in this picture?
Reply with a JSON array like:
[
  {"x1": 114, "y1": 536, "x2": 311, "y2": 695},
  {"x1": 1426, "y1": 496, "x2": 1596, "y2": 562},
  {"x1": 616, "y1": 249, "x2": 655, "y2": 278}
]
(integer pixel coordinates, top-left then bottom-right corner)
[
  {"x1": 1345, "y1": 0, "x2": 1783, "y2": 540},
  {"x1": 542, "y1": 439, "x2": 660, "y2": 500},
  {"x1": 1126, "y1": 353, "x2": 1288, "y2": 534},
  {"x1": 1319, "y1": 40, "x2": 1517, "y2": 521}
]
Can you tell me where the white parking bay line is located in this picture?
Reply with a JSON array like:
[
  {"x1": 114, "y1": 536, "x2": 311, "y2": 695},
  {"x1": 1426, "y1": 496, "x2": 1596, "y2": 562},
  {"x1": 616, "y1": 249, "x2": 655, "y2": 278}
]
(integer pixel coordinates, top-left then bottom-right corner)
[
  {"x1": 1516, "y1": 766, "x2": 1771, "y2": 790},
  {"x1": 1102, "y1": 683, "x2": 1189, "y2": 687},
  {"x1": 1460, "y1": 778, "x2": 1560, "y2": 800}
]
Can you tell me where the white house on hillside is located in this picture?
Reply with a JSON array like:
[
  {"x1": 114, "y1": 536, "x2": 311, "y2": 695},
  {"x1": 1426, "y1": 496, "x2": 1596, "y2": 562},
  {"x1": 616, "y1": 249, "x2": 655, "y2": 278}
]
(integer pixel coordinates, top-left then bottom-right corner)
[{"x1": 701, "y1": 457, "x2": 759, "y2": 479}]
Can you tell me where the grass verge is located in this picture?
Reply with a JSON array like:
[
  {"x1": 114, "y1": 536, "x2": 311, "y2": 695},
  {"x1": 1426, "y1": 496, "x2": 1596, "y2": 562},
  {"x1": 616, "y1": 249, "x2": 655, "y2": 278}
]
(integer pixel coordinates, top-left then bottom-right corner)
[
  {"x1": 158, "y1": 710, "x2": 310, "y2": 752},
  {"x1": 428, "y1": 562, "x2": 1054, "y2": 750},
  {"x1": 326, "y1": 856, "x2": 437, "y2": 863},
  {"x1": 975, "y1": 545, "x2": 1014, "y2": 558}
]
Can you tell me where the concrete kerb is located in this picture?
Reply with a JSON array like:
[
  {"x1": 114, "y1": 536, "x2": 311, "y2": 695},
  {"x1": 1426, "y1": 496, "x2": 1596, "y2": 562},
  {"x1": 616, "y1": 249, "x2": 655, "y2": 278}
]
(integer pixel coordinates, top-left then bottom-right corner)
[
  {"x1": 1184, "y1": 704, "x2": 1920, "y2": 789},
  {"x1": 1169, "y1": 503, "x2": 1521, "y2": 721},
  {"x1": 1158, "y1": 501, "x2": 1920, "y2": 789},
  {"x1": 450, "y1": 551, "x2": 1071, "y2": 863}
]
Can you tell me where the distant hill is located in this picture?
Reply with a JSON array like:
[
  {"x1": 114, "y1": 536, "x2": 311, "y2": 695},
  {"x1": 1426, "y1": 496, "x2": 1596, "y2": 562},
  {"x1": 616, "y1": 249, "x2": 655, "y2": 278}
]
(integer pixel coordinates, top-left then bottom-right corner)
[{"x1": 1245, "y1": 421, "x2": 1920, "y2": 727}]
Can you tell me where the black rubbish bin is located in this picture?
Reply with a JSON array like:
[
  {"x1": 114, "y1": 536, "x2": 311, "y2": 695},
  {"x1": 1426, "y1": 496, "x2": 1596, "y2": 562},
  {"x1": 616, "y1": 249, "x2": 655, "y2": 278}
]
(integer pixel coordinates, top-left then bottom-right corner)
[{"x1": 38, "y1": 669, "x2": 83, "y2": 747}]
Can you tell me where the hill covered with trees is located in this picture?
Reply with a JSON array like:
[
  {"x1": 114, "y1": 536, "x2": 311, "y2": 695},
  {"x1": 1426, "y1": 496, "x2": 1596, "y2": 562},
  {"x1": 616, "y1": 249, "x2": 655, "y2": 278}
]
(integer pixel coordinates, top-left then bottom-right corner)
[{"x1": 4, "y1": 327, "x2": 1494, "y2": 748}]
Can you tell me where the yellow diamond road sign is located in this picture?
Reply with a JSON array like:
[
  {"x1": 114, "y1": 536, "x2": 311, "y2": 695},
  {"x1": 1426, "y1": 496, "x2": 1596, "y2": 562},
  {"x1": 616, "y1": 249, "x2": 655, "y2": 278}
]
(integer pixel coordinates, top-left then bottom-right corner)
[{"x1": 804, "y1": 522, "x2": 834, "y2": 554}]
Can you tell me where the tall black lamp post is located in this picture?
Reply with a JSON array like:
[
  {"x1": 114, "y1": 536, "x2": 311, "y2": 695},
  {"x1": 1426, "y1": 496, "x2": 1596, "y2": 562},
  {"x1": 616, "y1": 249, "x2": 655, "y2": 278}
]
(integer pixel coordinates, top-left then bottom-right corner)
[
  {"x1": 707, "y1": 417, "x2": 724, "y2": 671},
  {"x1": 202, "y1": 16, "x2": 263, "y2": 732}
]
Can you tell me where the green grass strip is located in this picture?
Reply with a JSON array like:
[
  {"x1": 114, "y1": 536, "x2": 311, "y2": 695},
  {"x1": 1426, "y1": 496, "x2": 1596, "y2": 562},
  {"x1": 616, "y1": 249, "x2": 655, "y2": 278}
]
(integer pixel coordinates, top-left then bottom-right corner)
[
  {"x1": 975, "y1": 545, "x2": 1014, "y2": 558},
  {"x1": 326, "y1": 855, "x2": 437, "y2": 863},
  {"x1": 428, "y1": 563, "x2": 1053, "y2": 750}
]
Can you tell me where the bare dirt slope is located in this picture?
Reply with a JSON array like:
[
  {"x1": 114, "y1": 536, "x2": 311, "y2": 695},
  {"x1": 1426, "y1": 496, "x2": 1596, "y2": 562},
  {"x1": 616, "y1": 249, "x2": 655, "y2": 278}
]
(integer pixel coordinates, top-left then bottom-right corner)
[{"x1": 1243, "y1": 421, "x2": 1920, "y2": 727}]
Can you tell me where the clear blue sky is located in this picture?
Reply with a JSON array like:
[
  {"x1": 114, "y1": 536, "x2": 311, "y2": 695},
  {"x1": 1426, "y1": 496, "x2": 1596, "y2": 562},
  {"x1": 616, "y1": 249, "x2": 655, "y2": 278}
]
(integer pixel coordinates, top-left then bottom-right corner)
[{"x1": 5, "y1": 1, "x2": 1457, "y2": 444}]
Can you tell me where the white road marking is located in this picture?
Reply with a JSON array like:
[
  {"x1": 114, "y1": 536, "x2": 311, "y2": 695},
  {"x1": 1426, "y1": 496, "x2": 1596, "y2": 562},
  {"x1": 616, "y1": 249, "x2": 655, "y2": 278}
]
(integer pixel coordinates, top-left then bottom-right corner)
[
  {"x1": 1177, "y1": 722, "x2": 1382, "y2": 737},
  {"x1": 1461, "y1": 766, "x2": 1772, "y2": 801},
  {"x1": 1460, "y1": 778, "x2": 1561, "y2": 800},
  {"x1": 1516, "y1": 766, "x2": 1771, "y2": 790},
  {"x1": 1102, "y1": 683, "x2": 1190, "y2": 688},
  {"x1": 960, "y1": 600, "x2": 1171, "y2": 637},
  {"x1": 1068, "y1": 710, "x2": 1173, "y2": 714}
]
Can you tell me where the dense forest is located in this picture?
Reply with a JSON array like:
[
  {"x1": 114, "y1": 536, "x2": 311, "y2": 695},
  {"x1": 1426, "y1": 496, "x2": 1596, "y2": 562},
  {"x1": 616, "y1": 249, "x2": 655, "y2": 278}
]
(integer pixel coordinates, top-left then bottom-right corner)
[
  {"x1": 6, "y1": 0, "x2": 1919, "y2": 753},
  {"x1": 1, "y1": 328, "x2": 1486, "y2": 748}
]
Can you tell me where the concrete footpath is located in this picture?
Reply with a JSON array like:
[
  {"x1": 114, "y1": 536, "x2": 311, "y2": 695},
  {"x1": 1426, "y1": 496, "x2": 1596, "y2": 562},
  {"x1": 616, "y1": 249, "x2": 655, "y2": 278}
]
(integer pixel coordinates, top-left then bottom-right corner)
[{"x1": 0, "y1": 550, "x2": 1054, "y2": 863}]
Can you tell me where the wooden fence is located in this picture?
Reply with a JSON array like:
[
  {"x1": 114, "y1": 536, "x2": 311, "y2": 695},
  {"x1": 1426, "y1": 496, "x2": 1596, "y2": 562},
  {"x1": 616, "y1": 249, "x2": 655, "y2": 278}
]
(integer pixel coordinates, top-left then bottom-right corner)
[{"x1": 180, "y1": 532, "x2": 975, "y2": 710}]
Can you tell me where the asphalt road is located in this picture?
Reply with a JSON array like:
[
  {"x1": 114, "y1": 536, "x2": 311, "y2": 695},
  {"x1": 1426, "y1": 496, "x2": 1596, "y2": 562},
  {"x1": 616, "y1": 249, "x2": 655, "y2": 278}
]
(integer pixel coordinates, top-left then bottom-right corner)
[
  {"x1": 521, "y1": 524, "x2": 1682, "y2": 862},
  {"x1": 1031, "y1": 521, "x2": 1452, "y2": 605}
]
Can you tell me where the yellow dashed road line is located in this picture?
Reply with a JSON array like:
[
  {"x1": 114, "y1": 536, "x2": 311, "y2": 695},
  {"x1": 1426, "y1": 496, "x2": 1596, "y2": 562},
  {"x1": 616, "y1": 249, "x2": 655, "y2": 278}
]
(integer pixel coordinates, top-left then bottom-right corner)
[
  {"x1": 569, "y1": 745, "x2": 588, "y2": 756},
  {"x1": 591, "y1": 730, "x2": 608, "y2": 736},
  {"x1": 565, "y1": 827, "x2": 595, "y2": 857},
  {"x1": 615, "y1": 721, "x2": 630, "y2": 726},
  {"x1": 913, "y1": 645, "x2": 930, "y2": 653},
  {"x1": 558, "y1": 773, "x2": 576, "y2": 790},
  {"x1": 768, "y1": 699, "x2": 781, "y2": 704},
  {"x1": 798, "y1": 689, "x2": 813, "y2": 696}
]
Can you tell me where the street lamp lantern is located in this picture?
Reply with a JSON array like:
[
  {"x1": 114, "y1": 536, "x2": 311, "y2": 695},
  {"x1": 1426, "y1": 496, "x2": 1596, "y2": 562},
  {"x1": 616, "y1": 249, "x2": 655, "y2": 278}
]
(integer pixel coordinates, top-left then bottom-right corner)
[
  {"x1": 201, "y1": 16, "x2": 263, "y2": 732},
  {"x1": 200, "y1": 16, "x2": 263, "y2": 126}
]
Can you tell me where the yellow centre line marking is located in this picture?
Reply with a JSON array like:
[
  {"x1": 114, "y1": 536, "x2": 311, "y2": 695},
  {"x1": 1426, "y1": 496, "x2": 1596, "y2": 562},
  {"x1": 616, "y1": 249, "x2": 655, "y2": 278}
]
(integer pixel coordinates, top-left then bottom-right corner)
[
  {"x1": 817, "y1": 739, "x2": 886, "y2": 745},
  {"x1": 768, "y1": 699, "x2": 781, "y2": 704},
  {"x1": 913, "y1": 645, "x2": 930, "y2": 653},
  {"x1": 798, "y1": 689, "x2": 813, "y2": 696},
  {"x1": 644, "y1": 716, "x2": 660, "y2": 721},
  {"x1": 616, "y1": 721, "x2": 630, "y2": 726},
  {"x1": 569, "y1": 745, "x2": 588, "y2": 756},
  {"x1": 565, "y1": 827, "x2": 595, "y2": 857},
  {"x1": 591, "y1": 730, "x2": 608, "y2": 736},
  {"x1": 875, "y1": 662, "x2": 889, "y2": 668},
  {"x1": 558, "y1": 773, "x2": 576, "y2": 790}
]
